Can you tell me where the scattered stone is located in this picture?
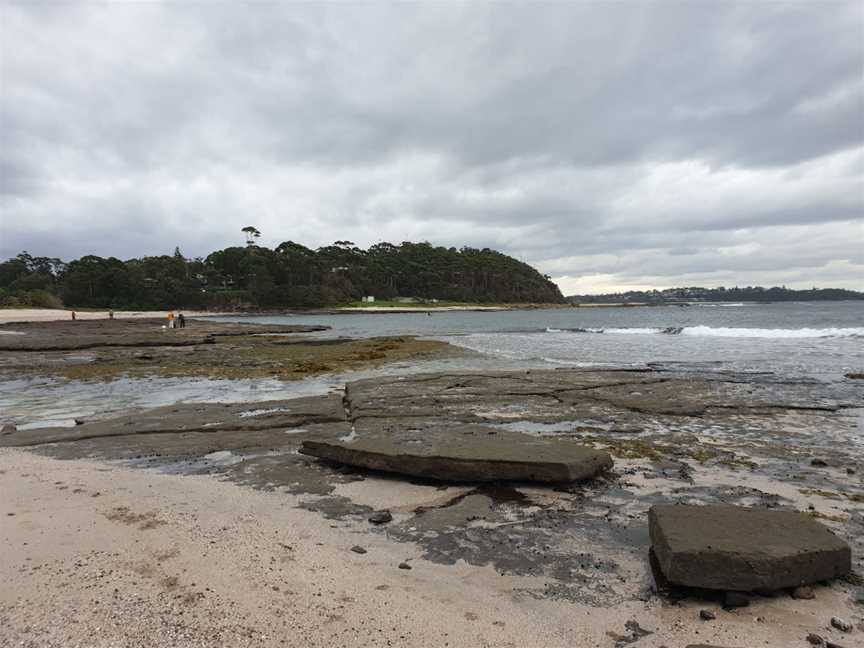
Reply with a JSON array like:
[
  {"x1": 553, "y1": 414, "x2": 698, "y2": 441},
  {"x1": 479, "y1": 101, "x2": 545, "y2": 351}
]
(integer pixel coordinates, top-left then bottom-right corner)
[
  {"x1": 649, "y1": 504, "x2": 852, "y2": 591},
  {"x1": 806, "y1": 634, "x2": 824, "y2": 646},
  {"x1": 830, "y1": 617, "x2": 852, "y2": 633},
  {"x1": 846, "y1": 467, "x2": 856, "y2": 475},
  {"x1": 0, "y1": 423, "x2": 16, "y2": 436},
  {"x1": 349, "y1": 545, "x2": 367, "y2": 554},
  {"x1": 723, "y1": 591, "x2": 750, "y2": 609},
  {"x1": 74, "y1": 418, "x2": 85, "y2": 426},
  {"x1": 368, "y1": 510, "x2": 393, "y2": 525},
  {"x1": 699, "y1": 609, "x2": 716, "y2": 620},
  {"x1": 301, "y1": 431, "x2": 613, "y2": 484},
  {"x1": 793, "y1": 585, "x2": 816, "y2": 599},
  {"x1": 811, "y1": 458, "x2": 829, "y2": 467},
  {"x1": 397, "y1": 562, "x2": 412, "y2": 570}
]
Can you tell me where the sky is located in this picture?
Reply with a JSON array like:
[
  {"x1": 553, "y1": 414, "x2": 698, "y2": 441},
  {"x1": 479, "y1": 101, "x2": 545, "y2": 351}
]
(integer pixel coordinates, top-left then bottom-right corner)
[{"x1": 1, "y1": 2, "x2": 862, "y2": 295}]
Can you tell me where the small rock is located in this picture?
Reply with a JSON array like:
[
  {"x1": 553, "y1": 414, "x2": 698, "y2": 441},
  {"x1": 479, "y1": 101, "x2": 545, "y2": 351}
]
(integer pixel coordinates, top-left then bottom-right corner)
[
  {"x1": 368, "y1": 510, "x2": 393, "y2": 525},
  {"x1": 0, "y1": 422, "x2": 16, "y2": 435},
  {"x1": 830, "y1": 617, "x2": 852, "y2": 633},
  {"x1": 811, "y1": 458, "x2": 828, "y2": 467},
  {"x1": 699, "y1": 609, "x2": 716, "y2": 620},
  {"x1": 845, "y1": 373, "x2": 864, "y2": 380},
  {"x1": 846, "y1": 467, "x2": 856, "y2": 475},
  {"x1": 723, "y1": 591, "x2": 750, "y2": 609},
  {"x1": 806, "y1": 634, "x2": 824, "y2": 646},
  {"x1": 793, "y1": 585, "x2": 815, "y2": 599},
  {"x1": 825, "y1": 643, "x2": 846, "y2": 648},
  {"x1": 397, "y1": 562, "x2": 412, "y2": 570},
  {"x1": 74, "y1": 418, "x2": 85, "y2": 426},
  {"x1": 349, "y1": 546, "x2": 367, "y2": 555}
]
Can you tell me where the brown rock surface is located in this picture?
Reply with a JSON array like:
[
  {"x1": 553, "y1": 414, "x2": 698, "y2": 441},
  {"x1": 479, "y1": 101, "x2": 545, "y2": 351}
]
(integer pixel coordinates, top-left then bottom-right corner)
[
  {"x1": 301, "y1": 426, "x2": 613, "y2": 483},
  {"x1": 649, "y1": 504, "x2": 851, "y2": 591}
]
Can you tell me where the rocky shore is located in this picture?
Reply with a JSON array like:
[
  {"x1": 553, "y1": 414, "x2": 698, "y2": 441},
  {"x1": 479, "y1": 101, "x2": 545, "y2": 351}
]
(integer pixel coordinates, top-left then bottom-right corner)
[{"x1": 1, "y1": 318, "x2": 863, "y2": 647}]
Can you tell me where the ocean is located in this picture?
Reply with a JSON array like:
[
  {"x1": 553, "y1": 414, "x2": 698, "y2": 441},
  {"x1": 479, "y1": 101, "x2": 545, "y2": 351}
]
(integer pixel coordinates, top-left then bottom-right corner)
[
  {"x1": 3, "y1": 301, "x2": 862, "y2": 429},
  {"x1": 210, "y1": 301, "x2": 864, "y2": 379}
]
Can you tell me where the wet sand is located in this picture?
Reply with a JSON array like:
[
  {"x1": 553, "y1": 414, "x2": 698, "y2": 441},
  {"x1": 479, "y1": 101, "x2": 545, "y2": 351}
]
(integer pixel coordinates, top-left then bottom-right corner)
[{"x1": 3, "y1": 448, "x2": 860, "y2": 648}]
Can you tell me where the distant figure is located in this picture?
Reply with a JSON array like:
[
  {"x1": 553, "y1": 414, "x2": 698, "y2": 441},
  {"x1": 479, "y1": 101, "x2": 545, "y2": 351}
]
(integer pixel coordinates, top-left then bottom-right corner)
[
  {"x1": 178, "y1": 313, "x2": 186, "y2": 329},
  {"x1": 108, "y1": 310, "x2": 114, "y2": 320},
  {"x1": 167, "y1": 310, "x2": 175, "y2": 329},
  {"x1": 71, "y1": 311, "x2": 76, "y2": 321}
]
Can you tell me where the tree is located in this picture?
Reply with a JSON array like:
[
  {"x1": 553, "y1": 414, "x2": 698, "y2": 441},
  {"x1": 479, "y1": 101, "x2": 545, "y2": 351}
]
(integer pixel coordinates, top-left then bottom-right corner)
[{"x1": 241, "y1": 226, "x2": 261, "y2": 246}]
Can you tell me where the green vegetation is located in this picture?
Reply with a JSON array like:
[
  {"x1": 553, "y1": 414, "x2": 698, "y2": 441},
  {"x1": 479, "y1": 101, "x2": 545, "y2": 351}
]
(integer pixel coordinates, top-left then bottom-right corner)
[
  {"x1": 0, "y1": 241, "x2": 564, "y2": 310},
  {"x1": 568, "y1": 285, "x2": 864, "y2": 304}
]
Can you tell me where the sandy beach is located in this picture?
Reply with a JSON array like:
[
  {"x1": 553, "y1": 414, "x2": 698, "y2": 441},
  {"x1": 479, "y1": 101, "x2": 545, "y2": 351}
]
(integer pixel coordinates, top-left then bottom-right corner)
[
  {"x1": 2, "y1": 313, "x2": 862, "y2": 648},
  {"x1": 0, "y1": 309, "x2": 226, "y2": 324},
  {"x1": 3, "y1": 448, "x2": 859, "y2": 648}
]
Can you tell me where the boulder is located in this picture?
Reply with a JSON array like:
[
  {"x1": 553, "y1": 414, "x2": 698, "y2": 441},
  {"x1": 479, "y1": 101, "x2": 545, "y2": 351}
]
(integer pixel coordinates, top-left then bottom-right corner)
[
  {"x1": 300, "y1": 427, "x2": 612, "y2": 484},
  {"x1": 649, "y1": 504, "x2": 851, "y2": 591}
]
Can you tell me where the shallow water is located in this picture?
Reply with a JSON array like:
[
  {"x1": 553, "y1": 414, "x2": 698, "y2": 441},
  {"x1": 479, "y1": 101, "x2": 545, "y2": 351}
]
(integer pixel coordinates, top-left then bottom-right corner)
[
  {"x1": 209, "y1": 301, "x2": 864, "y2": 378},
  {"x1": 3, "y1": 301, "x2": 862, "y2": 429}
]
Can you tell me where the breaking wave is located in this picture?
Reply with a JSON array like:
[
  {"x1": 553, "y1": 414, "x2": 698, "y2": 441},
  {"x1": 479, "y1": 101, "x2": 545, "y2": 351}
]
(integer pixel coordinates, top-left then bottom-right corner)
[{"x1": 544, "y1": 326, "x2": 864, "y2": 339}]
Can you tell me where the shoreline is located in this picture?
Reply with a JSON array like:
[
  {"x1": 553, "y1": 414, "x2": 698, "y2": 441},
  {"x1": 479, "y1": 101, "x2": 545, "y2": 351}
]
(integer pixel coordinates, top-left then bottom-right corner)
[
  {"x1": 2, "y1": 314, "x2": 862, "y2": 647},
  {"x1": 2, "y1": 447, "x2": 857, "y2": 648}
]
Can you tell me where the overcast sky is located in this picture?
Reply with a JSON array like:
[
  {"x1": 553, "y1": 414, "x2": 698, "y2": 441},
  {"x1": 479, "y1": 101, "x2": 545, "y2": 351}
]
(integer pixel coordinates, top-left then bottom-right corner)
[{"x1": 1, "y1": 2, "x2": 862, "y2": 294}]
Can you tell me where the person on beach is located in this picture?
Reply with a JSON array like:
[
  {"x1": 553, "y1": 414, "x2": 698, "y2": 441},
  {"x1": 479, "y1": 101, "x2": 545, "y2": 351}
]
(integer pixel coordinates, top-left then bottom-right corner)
[
  {"x1": 167, "y1": 310, "x2": 175, "y2": 329},
  {"x1": 71, "y1": 311, "x2": 76, "y2": 321},
  {"x1": 108, "y1": 310, "x2": 114, "y2": 320},
  {"x1": 178, "y1": 313, "x2": 186, "y2": 328}
]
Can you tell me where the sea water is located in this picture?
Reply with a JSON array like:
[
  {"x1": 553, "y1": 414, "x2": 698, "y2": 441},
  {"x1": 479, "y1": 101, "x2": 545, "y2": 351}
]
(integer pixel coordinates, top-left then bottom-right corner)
[{"x1": 3, "y1": 301, "x2": 862, "y2": 428}]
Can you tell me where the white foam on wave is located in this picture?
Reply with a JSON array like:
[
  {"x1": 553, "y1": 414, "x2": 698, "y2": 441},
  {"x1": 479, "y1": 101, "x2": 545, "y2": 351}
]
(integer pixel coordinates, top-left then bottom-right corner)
[
  {"x1": 680, "y1": 326, "x2": 864, "y2": 339},
  {"x1": 543, "y1": 325, "x2": 864, "y2": 339}
]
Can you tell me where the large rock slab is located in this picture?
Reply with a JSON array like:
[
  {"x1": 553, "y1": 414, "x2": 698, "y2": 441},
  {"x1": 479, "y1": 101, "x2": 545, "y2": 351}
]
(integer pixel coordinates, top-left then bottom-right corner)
[
  {"x1": 300, "y1": 425, "x2": 613, "y2": 483},
  {"x1": 649, "y1": 504, "x2": 851, "y2": 591}
]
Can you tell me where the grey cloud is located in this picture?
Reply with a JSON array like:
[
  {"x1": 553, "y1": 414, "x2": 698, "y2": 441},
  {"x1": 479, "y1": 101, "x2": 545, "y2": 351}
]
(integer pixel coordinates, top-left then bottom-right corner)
[{"x1": 0, "y1": 1, "x2": 862, "y2": 291}]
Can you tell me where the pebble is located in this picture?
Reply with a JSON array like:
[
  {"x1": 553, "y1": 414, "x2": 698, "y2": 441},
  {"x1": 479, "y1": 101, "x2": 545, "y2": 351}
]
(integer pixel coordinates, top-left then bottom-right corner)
[
  {"x1": 349, "y1": 546, "x2": 367, "y2": 555},
  {"x1": 368, "y1": 510, "x2": 393, "y2": 525},
  {"x1": 722, "y1": 591, "x2": 749, "y2": 609},
  {"x1": 830, "y1": 617, "x2": 852, "y2": 633},
  {"x1": 811, "y1": 458, "x2": 828, "y2": 467},
  {"x1": 0, "y1": 422, "x2": 16, "y2": 435},
  {"x1": 806, "y1": 634, "x2": 824, "y2": 646},
  {"x1": 397, "y1": 562, "x2": 412, "y2": 570},
  {"x1": 846, "y1": 467, "x2": 856, "y2": 475},
  {"x1": 792, "y1": 585, "x2": 815, "y2": 599},
  {"x1": 699, "y1": 609, "x2": 716, "y2": 621}
]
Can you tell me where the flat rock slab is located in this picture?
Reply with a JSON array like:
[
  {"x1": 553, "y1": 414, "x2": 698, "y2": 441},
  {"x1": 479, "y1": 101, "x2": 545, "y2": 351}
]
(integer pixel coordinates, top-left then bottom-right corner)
[
  {"x1": 300, "y1": 426, "x2": 613, "y2": 483},
  {"x1": 649, "y1": 504, "x2": 851, "y2": 591}
]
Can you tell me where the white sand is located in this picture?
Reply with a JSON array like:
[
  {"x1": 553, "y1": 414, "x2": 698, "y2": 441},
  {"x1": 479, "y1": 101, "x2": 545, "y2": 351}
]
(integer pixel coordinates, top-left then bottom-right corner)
[
  {"x1": 2, "y1": 449, "x2": 858, "y2": 647},
  {"x1": 0, "y1": 309, "x2": 225, "y2": 324}
]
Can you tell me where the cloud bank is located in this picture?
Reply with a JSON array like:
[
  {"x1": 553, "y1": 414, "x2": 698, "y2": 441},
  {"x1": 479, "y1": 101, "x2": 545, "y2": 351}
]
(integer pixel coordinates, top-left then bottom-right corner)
[{"x1": 1, "y1": 2, "x2": 862, "y2": 293}]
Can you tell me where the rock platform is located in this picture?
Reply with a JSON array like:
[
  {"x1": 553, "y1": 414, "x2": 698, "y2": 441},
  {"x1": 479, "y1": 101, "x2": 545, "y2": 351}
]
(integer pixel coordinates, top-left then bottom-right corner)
[
  {"x1": 301, "y1": 428, "x2": 613, "y2": 483},
  {"x1": 649, "y1": 504, "x2": 852, "y2": 591}
]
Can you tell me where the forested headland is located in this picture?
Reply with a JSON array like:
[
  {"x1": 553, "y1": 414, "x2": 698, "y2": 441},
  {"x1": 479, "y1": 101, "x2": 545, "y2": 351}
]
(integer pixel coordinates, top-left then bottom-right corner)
[
  {"x1": 567, "y1": 286, "x2": 864, "y2": 304},
  {"x1": 0, "y1": 241, "x2": 564, "y2": 310}
]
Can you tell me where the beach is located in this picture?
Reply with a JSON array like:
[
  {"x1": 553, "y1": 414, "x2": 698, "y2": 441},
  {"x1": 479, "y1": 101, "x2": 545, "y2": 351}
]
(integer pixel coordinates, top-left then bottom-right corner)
[
  {"x1": 2, "y1": 304, "x2": 863, "y2": 647},
  {"x1": 3, "y1": 448, "x2": 859, "y2": 648}
]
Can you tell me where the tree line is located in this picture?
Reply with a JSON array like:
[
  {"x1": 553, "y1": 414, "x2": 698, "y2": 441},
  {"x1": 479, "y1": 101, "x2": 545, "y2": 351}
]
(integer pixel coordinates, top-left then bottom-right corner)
[
  {"x1": 0, "y1": 241, "x2": 564, "y2": 310},
  {"x1": 567, "y1": 285, "x2": 864, "y2": 304}
]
